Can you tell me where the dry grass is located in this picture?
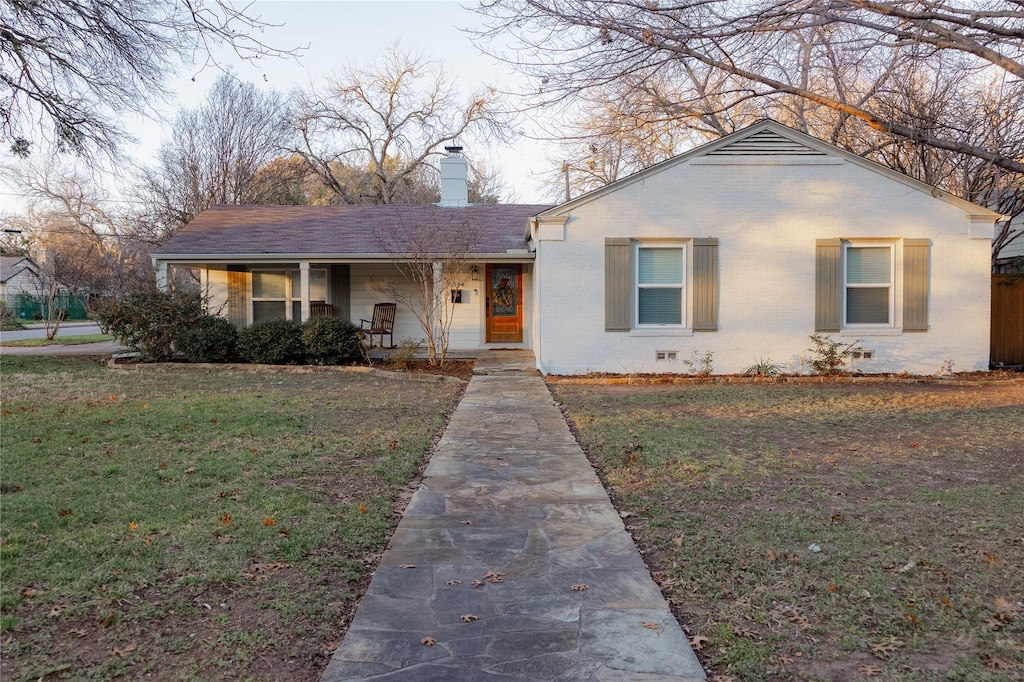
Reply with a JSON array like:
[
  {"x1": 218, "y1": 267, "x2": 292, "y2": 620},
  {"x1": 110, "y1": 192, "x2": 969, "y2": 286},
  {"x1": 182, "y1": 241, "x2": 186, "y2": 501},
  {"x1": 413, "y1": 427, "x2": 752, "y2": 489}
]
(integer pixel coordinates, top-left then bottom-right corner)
[
  {"x1": 0, "y1": 356, "x2": 463, "y2": 681},
  {"x1": 552, "y1": 380, "x2": 1024, "y2": 681}
]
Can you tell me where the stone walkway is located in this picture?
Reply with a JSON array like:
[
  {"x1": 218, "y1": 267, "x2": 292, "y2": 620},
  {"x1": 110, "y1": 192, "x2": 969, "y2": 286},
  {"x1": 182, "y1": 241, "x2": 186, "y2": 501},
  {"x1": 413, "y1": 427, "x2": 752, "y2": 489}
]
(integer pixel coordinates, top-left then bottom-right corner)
[{"x1": 321, "y1": 352, "x2": 706, "y2": 681}]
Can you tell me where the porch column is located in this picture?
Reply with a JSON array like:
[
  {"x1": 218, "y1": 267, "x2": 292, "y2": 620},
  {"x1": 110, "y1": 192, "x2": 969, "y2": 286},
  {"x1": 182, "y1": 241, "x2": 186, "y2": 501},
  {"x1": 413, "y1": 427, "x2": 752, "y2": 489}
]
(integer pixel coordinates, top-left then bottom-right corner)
[
  {"x1": 155, "y1": 261, "x2": 169, "y2": 292},
  {"x1": 432, "y1": 260, "x2": 443, "y2": 351},
  {"x1": 299, "y1": 261, "x2": 311, "y2": 322}
]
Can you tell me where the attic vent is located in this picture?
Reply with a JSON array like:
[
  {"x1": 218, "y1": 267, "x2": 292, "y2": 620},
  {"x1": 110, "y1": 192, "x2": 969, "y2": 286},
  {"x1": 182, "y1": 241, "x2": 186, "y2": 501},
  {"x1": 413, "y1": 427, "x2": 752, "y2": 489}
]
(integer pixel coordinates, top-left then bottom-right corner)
[
  {"x1": 655, "y1": 350, "x2": 679, "y2": 362},
  {"x1": 850, "y1": 350, "x2": 874, "y2": 360},
  {"x1": 708, "y1": 130, "x2": 827, "y2": 156}
]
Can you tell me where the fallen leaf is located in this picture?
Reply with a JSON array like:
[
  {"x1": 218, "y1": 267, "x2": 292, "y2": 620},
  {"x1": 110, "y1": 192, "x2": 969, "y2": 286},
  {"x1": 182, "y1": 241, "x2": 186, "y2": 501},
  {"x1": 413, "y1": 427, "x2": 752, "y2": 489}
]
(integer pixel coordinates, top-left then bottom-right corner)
[
  {"x1": 732, "y1": 625, "x2": 758, "y2": 638},
  {"x1": 69, "y1": 628, "x2": 88, "y2": 638},
  {"x1": 262, "y1": 518, "x2": 277, "y2": 526},
  {"x1": 218, "y1": 513, "x2": 232, "y2": 525},
  {"x1": 322, "y1": 640, "x2": 341, "y2": 653},
  {"x1": 776, "y1": 655, "x2": 795, "y2": 665},
  {"x1": 482, "y1": 570, "x2": 504, "y2": 583},
  {"x1": 359, "y1": 504, "x2": 367, "y2": 513},
  {"x1": 445, "y1": 580, "x2": 462, "y2": 586},
  {"x1": 389, "y1": 439, "x2": 399, "y2": 450},
  {"x1": 20, "y1": 586, "x2": 36, "y2": 598},
  {"x1": 401, "y1": 564, "x2": 416, "y2": 569},
  {"x1": 982, "y1": 656, "x2": 1017, "y2": 670},
  {"x1": 420, "y1": 636, "x2": 437, "y2": 646},
  {"x1": 641, "y1": 621, "x2": 661, "y2": 630},
  {"x1": 242, "y1": 561, "x2": 290, "y2": 581},
  {"x1": 571, "y1": 584, "x2": 589, "y2": 591},
  {"x1": 460, "y1": 614, "x2": 480, "y2": 622},
  {"x1": 58, "y1": 509, "x2": 73, "y2": 517},
  {"x1": 128, "y1": 522, "x2": 138, "y2": 531},
  {"x1": 107, "y1": 642, "x2": 136, "y2": 658},
  {"x1": 460, "y1": 520, "x2": 474, "y2": 525},
  {"x1": 184, "y1": 467, "x2": 197, "y2": 474},
  {"x1": 689, "y1": 634, "x2": 709, "y2": 650},
  {"x1": 471, "y1": 579, "x2": 485, "y2": 588},
  {"x1": 210, "y1": 418, "x2": 217, "y2": 424},
  {"x1": 858, "y1": 664, "x2": 883, "y2": 677}
]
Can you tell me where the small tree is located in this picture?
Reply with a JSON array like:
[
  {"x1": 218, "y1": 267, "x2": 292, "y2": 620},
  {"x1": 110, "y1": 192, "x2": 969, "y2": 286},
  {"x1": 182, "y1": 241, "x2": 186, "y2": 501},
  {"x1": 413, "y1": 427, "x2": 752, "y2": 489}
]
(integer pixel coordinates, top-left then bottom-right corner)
[{"x1": 372, "y1": 216, "x2": 473, "y2": 367}]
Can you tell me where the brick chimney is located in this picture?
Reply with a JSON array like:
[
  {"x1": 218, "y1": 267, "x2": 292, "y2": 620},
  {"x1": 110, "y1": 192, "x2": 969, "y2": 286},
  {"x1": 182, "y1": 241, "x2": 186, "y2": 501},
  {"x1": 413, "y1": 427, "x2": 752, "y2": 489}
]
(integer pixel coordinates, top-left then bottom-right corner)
[{"x1": 439, "y1": 145, "x2": 469, "y2": 206}]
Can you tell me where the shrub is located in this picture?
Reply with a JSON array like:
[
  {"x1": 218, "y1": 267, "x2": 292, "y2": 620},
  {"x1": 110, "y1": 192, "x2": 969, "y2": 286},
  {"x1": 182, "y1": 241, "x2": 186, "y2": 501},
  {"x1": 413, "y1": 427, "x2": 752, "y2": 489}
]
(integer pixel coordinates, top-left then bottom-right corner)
[
  {"x1": 238, "y1": 319, "x2": 305, "y2": 365},
  {"x1": 174, "y1": 314, "x2": 239, "y2": 363},
  {"x1": 97, "y1": 284, "x2": 203, "y2": 361},
  {"x1": 301, "y1": 316, "x2": 364, "y2": 365},
  {"x1": 807, "y1": 334, "x2": 860, "y2": 375}
]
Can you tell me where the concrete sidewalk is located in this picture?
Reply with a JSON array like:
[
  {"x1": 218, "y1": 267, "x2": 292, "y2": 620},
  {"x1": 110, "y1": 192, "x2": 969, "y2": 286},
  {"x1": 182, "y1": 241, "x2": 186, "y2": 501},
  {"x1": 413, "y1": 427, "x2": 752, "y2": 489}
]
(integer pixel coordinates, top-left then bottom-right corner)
[{"x1": 321, "y1": 353, "x2": 706, "y2": 681}]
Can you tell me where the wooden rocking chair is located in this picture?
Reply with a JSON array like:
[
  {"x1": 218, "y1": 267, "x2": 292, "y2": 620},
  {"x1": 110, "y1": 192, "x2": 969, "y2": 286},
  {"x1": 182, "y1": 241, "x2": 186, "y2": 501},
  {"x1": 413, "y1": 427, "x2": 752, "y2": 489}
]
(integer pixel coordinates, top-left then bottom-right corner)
[{"x1": 359, "y1": 303, "x2": 396, "y2": 348}]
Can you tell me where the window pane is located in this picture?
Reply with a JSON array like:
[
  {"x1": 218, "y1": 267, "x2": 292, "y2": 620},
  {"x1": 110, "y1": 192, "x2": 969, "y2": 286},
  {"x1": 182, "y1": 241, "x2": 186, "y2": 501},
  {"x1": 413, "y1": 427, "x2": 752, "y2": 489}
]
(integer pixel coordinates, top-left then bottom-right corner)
[
  {"x1": 847, "y1": 287, "x2": 889, "y2": 324},
  {"x1": 639, "y1": 288, "x2": 682, "y2": 324},
  {"x1": 288, "y1": 270, "x2": 327, "y2": 300},
  {"x1": 253, "y1": 271, "x2": 286, "y2": 298},
  {"x1": 253, "y1": 301, "x2": 286, "y2": 322},
  {"x1": 638, "y1": 248, "x2": 683, "y2": 284},
  {"x1": 847, "y1": 247, "x2": 890, "y2": 284},
  {"x1": 310, "y1": 270, "x2": 327, "y2": 300}
]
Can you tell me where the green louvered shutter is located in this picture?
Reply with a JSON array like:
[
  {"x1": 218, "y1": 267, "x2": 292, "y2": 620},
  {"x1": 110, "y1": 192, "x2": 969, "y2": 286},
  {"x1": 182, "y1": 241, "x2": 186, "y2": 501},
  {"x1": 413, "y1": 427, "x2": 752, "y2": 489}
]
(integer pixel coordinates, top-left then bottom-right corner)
[
  {"x1": 692, "y1": 238, "x2": 718, "y2": 331},
  {"x1": 605, "y1": 238, "x2": 631, "y2": 331},
  {"x1": 329, "y1": 264, "x2": 351, "y2": 321},
  {"x1": 815, "y1": 239, "x2": 841, "y2": 332},
  {"x1": 902, "y1": 239, "x2": 930, "y2": 332}
]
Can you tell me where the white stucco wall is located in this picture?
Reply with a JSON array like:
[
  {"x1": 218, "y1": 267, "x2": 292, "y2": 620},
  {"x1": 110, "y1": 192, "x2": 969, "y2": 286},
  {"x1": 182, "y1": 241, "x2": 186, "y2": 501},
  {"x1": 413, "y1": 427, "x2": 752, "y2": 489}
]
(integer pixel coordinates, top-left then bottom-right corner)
[{"x1": 535, "y1": 156, "x2": 994, "y2": 375}]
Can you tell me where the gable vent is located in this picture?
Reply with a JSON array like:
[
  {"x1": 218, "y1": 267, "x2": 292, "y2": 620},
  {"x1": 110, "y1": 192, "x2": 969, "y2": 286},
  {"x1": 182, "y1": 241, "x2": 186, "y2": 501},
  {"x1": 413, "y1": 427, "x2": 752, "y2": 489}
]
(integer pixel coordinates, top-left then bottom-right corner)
[{"x1": 708, "y1": 130, "x2": 826, "y2": 156}]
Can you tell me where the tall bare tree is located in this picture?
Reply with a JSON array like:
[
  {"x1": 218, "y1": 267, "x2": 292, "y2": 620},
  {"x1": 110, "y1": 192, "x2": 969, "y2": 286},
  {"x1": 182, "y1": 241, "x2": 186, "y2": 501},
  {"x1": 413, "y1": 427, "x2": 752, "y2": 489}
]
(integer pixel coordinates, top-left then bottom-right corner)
[
  {"x1": 287, "y1": 46, "x2": 510, "y2": 205},
  {"x1": 1, "y1": 0, "x2": 296, "y2": 162},
  {"x1": 4, "y1": 163, "x2": 155, "y2": 310},
  {"x1": 137, "y1": 73, "x2": 288, "y2": 236},
  {"x1": 475, "y1": 0, "x2": 1023, "y2": 259},
  {"x1": 474, "y1": 0, "x2": 1024, "y2": 175}
]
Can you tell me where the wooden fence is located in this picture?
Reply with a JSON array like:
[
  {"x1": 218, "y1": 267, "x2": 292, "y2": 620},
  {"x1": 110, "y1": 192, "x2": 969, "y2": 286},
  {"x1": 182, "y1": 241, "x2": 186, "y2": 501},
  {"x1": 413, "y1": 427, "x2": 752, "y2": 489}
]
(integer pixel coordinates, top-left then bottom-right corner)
[{"x1": 991, "y1": 274, "x2": 1024, "y2": 367}]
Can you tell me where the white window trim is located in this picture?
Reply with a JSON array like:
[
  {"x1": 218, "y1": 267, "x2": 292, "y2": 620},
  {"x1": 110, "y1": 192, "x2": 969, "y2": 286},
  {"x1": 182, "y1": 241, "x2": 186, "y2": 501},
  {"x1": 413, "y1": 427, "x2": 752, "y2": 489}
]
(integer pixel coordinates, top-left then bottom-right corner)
[
  {"x1": 633, "y1": 241, "x2": 688, "y2": 329},
  {"x1": 842, "y1": 241, "x2": 899, "y2": 332},
  {"x1": 251, "y1": 268, "x2": 328, "y2": 322}
]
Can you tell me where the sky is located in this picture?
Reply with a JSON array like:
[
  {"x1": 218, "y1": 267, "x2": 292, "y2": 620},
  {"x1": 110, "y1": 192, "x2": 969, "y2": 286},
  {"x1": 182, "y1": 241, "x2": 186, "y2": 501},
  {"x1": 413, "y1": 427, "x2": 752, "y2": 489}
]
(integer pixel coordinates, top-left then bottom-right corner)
[{"x1": 0, "y1": 0, "x2": 553, "y2": 213}]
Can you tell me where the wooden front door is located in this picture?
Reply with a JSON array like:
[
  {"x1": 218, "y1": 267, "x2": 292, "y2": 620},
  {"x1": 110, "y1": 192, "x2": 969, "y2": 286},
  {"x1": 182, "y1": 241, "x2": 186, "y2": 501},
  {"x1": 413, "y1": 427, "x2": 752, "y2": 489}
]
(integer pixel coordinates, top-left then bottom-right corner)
[{"x1": 486, "y1": 264, "x2": 523, "y2": 343}]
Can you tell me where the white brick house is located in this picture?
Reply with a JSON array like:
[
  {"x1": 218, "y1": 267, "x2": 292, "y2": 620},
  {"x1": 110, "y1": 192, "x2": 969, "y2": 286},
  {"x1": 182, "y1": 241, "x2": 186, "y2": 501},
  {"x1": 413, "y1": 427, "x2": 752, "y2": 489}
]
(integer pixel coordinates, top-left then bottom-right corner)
[
  {"x1": 528, "y1": 121, "x2": 1002, "y2": 375},
  {"x1": 154, "y1": 122, "x2": 1002, "y2": 374}
]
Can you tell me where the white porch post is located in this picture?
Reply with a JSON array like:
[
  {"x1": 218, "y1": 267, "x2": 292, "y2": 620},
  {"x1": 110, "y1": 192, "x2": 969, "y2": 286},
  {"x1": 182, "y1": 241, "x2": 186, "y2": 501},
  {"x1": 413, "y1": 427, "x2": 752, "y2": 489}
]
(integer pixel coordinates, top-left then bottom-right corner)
[
  {"x1": 155, "y1": 261, "x2": 169, "y2": 292},
  {"x1": 432, "y1": 260, "x2": 444, "y2": 352},
  {"x1": 299, "y1": 261, "x2": 311, "y2": 322}
]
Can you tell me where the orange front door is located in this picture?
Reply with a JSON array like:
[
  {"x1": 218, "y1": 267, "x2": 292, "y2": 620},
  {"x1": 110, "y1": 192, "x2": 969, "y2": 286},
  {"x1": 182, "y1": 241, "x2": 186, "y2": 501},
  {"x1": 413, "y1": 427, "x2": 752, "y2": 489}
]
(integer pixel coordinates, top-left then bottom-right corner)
[{"x1": 486, "y1": 264, "x2": 523, "y2": 343}]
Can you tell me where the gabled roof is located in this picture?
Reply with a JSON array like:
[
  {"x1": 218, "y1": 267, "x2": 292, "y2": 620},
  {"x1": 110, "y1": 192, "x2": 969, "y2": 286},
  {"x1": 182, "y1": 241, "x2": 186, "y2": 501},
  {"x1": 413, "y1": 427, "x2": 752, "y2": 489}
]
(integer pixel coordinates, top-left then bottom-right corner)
[
  {"x1": 540, "y1": 120, "x2": 1004, "y2": 221},
  {"x1": 0, "y1": 256, "x2": 40, "y2": 283},
  {"x1": 154, "y1": 204, "x2": 555, "y2": 260}
]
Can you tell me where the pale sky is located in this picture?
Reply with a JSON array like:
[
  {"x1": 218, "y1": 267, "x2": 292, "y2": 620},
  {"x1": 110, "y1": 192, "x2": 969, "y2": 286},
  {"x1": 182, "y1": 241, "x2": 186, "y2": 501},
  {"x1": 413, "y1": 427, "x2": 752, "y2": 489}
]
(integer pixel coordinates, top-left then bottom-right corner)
[{"x1": 0, "y1": 0, "x2": 553, "y2": 213}]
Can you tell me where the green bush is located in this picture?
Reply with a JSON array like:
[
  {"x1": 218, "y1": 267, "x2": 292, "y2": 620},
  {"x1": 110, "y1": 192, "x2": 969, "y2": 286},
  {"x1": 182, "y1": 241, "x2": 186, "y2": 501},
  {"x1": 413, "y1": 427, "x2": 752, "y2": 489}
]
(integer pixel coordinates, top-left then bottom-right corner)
[
  {"x1": 96, "y1": 284, "x2": 203, "y2": 362},
  {"x1": 174, "y1": 314, "x2": 239, "y2": 363},
  {"x1": 302, "y1": 316, "x2": 364, "y2": 365},
  {"x1": 238, "y1": 319, "x2": 305, "y2": 365}
]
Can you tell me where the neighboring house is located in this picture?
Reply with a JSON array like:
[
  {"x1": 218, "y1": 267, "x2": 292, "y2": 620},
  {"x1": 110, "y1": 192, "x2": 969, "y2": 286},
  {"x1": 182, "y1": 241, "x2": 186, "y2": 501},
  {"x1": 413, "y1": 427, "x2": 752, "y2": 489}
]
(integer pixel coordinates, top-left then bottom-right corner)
[
  {"x1": 0, "y1": 256, "x2": 42, "y2": 308},
  {"x1": 153, "y1": 122, "x2": 1003, "y2": 374},
  {"x1": 152, "y1": 148, "x2": 552, "y2": 350}
]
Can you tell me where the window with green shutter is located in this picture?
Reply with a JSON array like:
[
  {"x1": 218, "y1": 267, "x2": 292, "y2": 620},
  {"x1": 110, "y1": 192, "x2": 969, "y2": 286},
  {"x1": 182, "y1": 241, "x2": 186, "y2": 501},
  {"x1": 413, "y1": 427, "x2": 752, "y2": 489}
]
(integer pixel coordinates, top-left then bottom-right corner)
[{"x1": 604, "y1": 237, "x2": 718, "y2": 332}]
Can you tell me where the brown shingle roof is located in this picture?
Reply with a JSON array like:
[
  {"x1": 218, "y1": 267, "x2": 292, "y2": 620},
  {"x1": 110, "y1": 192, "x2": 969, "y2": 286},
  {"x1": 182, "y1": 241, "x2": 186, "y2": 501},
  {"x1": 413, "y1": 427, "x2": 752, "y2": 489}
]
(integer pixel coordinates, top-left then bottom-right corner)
[{"x1": 153, "y1": 204, "x2": 553, "y2": 258}]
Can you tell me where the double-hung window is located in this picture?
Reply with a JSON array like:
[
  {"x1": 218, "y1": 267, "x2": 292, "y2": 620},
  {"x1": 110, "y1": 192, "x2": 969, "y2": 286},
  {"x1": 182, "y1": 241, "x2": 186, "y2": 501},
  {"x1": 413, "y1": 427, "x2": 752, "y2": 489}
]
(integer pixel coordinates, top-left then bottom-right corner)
[
  {"x1": 636, "y1": 243, "x2": 685, "y2": 326},
  {"x1": 844, "y1": 244, "x2": 893, "y2": 326},
  {"x1": 251, "y1": 268, "x2": 328, "y2": 323}
]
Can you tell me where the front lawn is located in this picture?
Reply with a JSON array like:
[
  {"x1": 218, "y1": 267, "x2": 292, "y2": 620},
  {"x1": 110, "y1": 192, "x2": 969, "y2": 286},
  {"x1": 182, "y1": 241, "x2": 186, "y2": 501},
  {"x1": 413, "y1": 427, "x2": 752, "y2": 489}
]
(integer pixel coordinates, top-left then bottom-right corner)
[
  {"x1": 0, "y1": 356, "x2": 463, "y2": 681},
  {"x1": 0, "y1": 334, "x2": 114, "y2": 347},
  {"x1": 552, "y1": 380, "x2": 1024, "y2": 681}
]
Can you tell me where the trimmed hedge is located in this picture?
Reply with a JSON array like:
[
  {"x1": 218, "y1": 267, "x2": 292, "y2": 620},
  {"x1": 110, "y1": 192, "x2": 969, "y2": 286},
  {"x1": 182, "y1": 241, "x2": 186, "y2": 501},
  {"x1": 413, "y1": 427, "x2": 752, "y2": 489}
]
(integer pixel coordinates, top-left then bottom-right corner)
[
  {"x1": 302, "y1": 317, "x2": 363, "y2": 365},
  {"x1": 238, "y1": 319, "x2": 305, "y2": 365},
  {"x1": 174, "y1": 314, "x2": 239, "y2": 363}
]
